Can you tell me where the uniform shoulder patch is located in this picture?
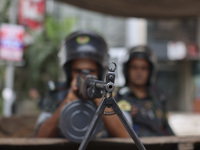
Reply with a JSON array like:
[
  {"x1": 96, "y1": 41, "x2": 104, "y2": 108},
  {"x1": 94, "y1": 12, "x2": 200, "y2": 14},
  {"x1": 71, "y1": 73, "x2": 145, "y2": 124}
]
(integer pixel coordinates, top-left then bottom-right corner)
[{"x1": 118, "y1": 100, "x2": 131, "y2": 111}]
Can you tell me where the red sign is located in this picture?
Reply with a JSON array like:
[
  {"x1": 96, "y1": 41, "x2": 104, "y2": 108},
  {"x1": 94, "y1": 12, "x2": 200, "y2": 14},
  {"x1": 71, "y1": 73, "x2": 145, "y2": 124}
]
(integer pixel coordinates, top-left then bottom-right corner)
[
  {"x1": 167, "y1": 41, "x2": 187, "y2": 60},
  {"x1": 0, "y1": 24, "x2": 25, "y2": 62},
  {"x1": 187, "y1": 43, "x2": 199, "y2": 59},
  {"x1": 18, "y1": 0, "x2": 45, "y2": 30}
]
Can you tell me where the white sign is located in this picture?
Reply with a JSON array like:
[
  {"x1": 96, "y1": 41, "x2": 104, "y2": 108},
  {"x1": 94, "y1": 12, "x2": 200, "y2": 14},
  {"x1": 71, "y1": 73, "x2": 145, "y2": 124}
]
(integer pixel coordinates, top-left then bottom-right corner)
[
  {"x1": 167, "y1": 41, "x2": 187, "y2": 60},
  {"x1": 0, "y1": 24, "x2": 25, "y2": 62}
]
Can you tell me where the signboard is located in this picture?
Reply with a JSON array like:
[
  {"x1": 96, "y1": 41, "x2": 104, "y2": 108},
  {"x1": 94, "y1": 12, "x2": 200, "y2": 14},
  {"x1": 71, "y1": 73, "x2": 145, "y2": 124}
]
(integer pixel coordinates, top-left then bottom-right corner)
[
  {"x1": 167, "y1": 41, "x2": 187, "y2": 60},
  {"x1": 187, "y1": 43, "x2": 199, "y2": 59},
  {"x1": 0, "y1": 24, "x2": 25, "y2": 62},
  {"x1": 147, "y1": 19, "x2": 197, "y2": 61},
  {"x1": 18, "y1": 0, "x2": 46, "y2": 30}
]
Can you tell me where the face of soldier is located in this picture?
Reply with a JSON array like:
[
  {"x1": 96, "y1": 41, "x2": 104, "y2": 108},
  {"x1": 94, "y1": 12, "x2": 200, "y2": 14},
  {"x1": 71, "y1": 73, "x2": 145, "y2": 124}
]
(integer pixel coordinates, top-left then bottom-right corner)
[
  {"x1": 70, "y1": 58, "x2": 98, "y2": 88},
  {"x1": 71, "y1": 58, "x2": 98, "y2": 78},
  {"x1": 128, "y1": 58, "x2": 150, "y2": 87}
]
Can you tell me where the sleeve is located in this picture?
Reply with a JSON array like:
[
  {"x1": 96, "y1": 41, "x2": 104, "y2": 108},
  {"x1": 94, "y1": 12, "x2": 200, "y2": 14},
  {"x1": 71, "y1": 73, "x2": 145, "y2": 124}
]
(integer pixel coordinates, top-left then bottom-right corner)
[
  {"x1": 33, "y1": 90, "x2": 59, "y2": 136},
  {"x1": 160, "y1": 94, "x2": 175, "y2": 135},
  {"x1": 33, "y1": 111, "x2": 52, "y2": 136},
  {"x1": 151, "y1": 85, "x2": 175, "y2": 135},
  {"x1": 162, "y1": 105, "x2": 175, "y2": 135},
  {"x1": 115, "y1": 89, "x2": 133, "y2": 126},
  {"x1": 39, "y1": 90, "x2": 60, "y2": 113},
  {"x1": 35, "y1": 111, "x2": 53, "y2": 127}
]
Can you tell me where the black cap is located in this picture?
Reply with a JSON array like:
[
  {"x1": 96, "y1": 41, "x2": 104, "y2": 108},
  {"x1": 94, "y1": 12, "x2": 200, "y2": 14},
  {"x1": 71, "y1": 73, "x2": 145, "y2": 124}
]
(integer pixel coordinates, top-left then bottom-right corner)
[{"x1": 59, "y1": 30, "x2": 109, "y2": 86}]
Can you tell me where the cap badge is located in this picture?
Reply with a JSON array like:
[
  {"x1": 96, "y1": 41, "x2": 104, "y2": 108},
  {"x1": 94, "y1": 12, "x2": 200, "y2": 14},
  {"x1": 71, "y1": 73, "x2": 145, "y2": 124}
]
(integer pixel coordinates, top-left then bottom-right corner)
[{"x1": 77, "y1": 36, "x2": 90, "y2": 44}]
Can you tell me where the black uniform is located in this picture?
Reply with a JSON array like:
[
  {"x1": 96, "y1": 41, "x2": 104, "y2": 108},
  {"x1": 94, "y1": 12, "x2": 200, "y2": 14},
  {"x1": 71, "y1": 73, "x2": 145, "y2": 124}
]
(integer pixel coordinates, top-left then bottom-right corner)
[{"x1": 116, "y1": 85, "x2": 174, "y2": 137}]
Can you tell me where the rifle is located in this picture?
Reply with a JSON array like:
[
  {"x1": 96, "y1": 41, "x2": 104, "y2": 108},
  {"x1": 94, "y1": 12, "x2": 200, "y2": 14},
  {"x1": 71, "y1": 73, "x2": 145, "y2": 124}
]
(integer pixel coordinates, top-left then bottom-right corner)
[
  {"x1": 58, "y1": 64, "x2": 116, "y2": 143},
  {"x1": 76, "y1": 68, "x2": 115, "y2": 101},
  {"x1": 76, "y1": 62, "x2": 146, "y2": 150}
]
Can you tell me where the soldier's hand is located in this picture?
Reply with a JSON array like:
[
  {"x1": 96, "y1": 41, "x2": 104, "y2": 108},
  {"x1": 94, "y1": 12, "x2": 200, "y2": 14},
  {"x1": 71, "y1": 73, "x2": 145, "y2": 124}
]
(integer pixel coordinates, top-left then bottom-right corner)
[
  {"x1": 63, "y1": 77, "x2": 79, "y2": 105},
  {"x1": 93, "y1": 97, "x2": 103, "y2": 106}
]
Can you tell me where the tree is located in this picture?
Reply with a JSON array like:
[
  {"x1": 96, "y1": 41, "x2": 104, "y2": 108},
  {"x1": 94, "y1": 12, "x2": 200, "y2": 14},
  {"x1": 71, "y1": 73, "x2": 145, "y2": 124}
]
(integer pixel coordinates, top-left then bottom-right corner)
[
  {"x1": 15, "y1": 16, "x2": 77, "y2": 100},
  {"x1": 0, "y1": 0, "x2": 12, "y2": 114}
]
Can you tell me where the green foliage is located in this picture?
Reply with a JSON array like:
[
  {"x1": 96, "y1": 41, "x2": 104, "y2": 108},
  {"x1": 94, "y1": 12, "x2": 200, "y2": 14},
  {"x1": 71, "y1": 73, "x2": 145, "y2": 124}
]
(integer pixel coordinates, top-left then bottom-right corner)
[
  {"x1": 0, "y1": 97, "x2": 2, "y2": 114},
  {"x1": 0, "y1": 65, "x2": 5, "y2": 102},
  {"x1": 15, "y1": 16, "x2": 77, "y2": 99},
  {"x1": 0, "y1": 0, "x2": 11, "y2": 23},
  {"x1": 0, "y1": 0, "x2": 11, "y2": 114},
  {"x1": 45, "y1": 16, "x2": 76, "y2": 42}
]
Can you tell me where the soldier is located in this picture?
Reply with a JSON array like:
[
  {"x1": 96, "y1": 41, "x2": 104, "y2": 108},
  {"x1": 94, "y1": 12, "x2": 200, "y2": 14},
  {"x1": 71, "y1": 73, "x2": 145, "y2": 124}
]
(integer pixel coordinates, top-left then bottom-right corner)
[
  {"x1": 110, "y1": 45, "x2": 175, "y2": 137},
  {"x1": 35, "y1": 31, "x2": 109, "y2": 140}
]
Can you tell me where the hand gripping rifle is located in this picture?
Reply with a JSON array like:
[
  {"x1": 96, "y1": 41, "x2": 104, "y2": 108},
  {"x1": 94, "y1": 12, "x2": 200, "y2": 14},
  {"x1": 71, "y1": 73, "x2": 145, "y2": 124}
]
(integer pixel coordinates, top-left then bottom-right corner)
[{"x1": 77, "y1": 62, "x2": 146, "y2": 150}]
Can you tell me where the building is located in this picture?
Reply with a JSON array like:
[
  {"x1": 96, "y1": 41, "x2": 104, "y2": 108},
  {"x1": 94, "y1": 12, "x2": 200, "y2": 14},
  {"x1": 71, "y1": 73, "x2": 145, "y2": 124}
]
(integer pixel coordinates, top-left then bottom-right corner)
[{"x1": 2, "y1": 0, "x2": 200, "y2": 112}]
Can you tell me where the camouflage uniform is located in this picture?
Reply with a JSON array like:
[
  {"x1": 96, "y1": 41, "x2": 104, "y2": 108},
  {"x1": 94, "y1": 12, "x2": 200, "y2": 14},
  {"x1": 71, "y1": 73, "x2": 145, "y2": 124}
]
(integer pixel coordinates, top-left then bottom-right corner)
[
  {"x1": 38, "y1": 82, "x2": 68, "y2": 113},
  {"x1": 115, "y1": 86, "x2": 174, "y2": 137},
  {"x1": 35, "y1": 82, "x2": 68, "y2": 134}
]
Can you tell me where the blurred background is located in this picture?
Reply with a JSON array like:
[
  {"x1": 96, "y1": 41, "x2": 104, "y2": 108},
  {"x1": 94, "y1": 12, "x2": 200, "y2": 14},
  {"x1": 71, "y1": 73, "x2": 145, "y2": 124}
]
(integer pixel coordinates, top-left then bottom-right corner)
[{"x1": 0, "y1": 0, "x2": 200, "y2": 137}]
